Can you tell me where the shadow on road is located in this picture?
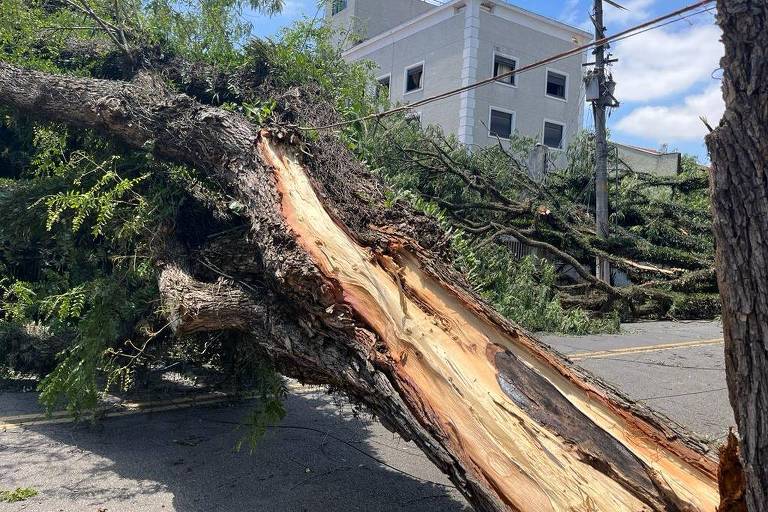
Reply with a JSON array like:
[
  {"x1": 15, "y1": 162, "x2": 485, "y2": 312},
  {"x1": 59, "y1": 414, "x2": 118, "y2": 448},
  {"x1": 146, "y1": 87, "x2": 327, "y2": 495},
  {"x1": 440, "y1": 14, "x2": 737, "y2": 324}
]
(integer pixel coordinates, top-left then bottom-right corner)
[{"x1": 2, "y1": 388, "x2": 470, "y2": 511}]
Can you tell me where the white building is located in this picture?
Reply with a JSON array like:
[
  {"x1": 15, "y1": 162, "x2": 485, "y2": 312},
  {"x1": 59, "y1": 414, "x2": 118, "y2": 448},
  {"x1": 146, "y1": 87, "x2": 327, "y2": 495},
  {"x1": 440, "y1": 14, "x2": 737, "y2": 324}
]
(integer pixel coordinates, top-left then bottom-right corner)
[{"x1": 327, "y1": 0, "x2": 592, "y2": 150}]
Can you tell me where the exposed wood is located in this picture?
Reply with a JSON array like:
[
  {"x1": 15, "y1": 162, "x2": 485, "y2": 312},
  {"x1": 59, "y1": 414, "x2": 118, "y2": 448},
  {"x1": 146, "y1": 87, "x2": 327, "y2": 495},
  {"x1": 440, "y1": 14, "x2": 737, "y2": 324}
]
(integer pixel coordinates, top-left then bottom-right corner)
[
  {"x1": 0, "y1": 61, "x2": 721, "y2": 511},
  {"x1": 716, "y1": 431, "x2": 747, "y2": 512},
  {"x1": 705, "y1": 1, "x2": 768, "y2": 511}
]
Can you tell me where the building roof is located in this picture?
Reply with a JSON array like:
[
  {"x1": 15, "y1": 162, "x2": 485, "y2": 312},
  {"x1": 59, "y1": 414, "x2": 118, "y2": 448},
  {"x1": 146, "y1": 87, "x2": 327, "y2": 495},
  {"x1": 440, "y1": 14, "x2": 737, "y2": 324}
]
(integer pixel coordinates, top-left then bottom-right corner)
[
  {"x1": 484, "y1": 1, "x2": 593, "y2": 40},
  {"x1": 614, "y1": 142, "x2": 678, "y2": 156}
]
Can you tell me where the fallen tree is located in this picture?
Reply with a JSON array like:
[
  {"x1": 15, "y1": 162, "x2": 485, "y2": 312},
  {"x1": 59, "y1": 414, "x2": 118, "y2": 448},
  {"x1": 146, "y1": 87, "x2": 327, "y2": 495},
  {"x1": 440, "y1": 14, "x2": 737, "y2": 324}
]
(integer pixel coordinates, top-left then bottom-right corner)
[
  {"x1": 368, "y1": 126, "x2": 719, "y2": 323},
  {"x1": 0, "y1": 60, "x2": 722, "y2": 511}
]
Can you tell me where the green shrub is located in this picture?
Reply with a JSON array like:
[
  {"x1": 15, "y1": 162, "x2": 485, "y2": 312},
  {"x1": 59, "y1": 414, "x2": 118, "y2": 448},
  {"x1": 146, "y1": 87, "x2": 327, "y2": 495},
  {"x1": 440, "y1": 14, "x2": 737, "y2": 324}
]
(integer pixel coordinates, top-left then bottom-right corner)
[{"x1": 0, "y1": 487, "x2": 38, "y2": 503}]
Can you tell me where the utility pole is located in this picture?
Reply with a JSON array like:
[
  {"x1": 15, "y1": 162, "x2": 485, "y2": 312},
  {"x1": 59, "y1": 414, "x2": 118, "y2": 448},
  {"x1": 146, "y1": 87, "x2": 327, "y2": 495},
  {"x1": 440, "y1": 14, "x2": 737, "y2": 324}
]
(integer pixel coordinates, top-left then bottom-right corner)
[{"x1": 590, "y1": 0, "x2": 617, "y2": 283}]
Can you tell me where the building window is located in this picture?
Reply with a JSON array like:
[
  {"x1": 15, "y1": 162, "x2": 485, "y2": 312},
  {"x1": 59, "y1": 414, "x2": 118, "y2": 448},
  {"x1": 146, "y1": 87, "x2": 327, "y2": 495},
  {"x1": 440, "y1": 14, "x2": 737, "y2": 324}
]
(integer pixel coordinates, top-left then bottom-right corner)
[
  {"x1": 404, "y1": 63, "x2": 424, "y2": 94},
  {"x1": 543, "y1": 121, "x2": 565, "y2": 149},
  {"x1": 489, "y1": 108, "x2": 515, "y2": 139},
  {"x1": 546, "y1": 70, "x2": 567, "y2": 100},
  {"x1": 376, "y1": 75, "x2": 390, "y2": 101},
  {"x1": 493, "y1": 54, "x2": 517, "y2": 86},
  {"x1": 331, "y1": 0, "x2": 347, "y2": 15}
]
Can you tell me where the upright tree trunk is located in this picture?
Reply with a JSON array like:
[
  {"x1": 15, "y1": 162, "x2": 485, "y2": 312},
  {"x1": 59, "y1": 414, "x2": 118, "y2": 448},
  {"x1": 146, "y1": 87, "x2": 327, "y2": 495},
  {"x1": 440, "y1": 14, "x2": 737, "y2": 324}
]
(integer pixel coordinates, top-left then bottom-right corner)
[
  {"x1": 706, "y1": 2, "x2": 768, "y2": 511},
  {"x1": 0, "y1": 61, "x2": 721, "y2": 511}
]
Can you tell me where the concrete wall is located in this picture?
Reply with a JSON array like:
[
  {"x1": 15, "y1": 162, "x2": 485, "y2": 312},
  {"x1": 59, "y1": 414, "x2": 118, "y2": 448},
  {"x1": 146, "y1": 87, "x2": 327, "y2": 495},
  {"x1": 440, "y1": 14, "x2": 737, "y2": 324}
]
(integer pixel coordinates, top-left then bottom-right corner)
[
  {"x1": 326, "y1": 0, "x2": 358, "y2": 49},
  {"x1": 355, "y1": 0, "x2": 436, "y2": 41},
  {"x1": 326, "y1": 0, "x2": 437, "y2": 49},
  {"x1": 615, "y1": 144, "x2": 682, "y2": 176},
  {"x1": 473, "y1": 10, "x2": 586, "y2": 148},
  {"x1": 358, "y1": 12, "x2": 466, "y2": 137}
]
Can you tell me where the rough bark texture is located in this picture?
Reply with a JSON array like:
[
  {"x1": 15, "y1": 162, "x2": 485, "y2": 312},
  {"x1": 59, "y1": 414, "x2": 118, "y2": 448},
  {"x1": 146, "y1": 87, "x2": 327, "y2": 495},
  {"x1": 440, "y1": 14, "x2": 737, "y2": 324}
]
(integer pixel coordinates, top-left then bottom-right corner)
[
  {"x1": 0, "y1": 61, "x2": 721, "y2": 512},
  {"x1": 705, "y1": 2, "x2": 768, "y2": 511}
]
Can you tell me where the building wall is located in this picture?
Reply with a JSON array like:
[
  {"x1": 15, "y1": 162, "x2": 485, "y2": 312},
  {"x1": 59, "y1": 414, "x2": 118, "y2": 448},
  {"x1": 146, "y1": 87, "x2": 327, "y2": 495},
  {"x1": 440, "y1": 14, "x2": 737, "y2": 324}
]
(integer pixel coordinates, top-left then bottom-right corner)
[
  {"x1": 357, "y1": 13, "x2": 466, "y2": 137},
  {"x1": 326, "y1": 0, "x2": 437, "y2": 49},
  {"x1": 326, "y1": 0, "x2": 357, "y2": 48},
  {"x1": 355, "y1": 0, "x2": 436, "y2": 41},
  {"x1": 332, "y1": 1, "x2": 590, "y2": 150},
  {"x1": 473, "y1": 10, "x2": 586, "y2": 148},
  {"x1": 615, "y1": 144, "x2": 682, "y2": 176}
]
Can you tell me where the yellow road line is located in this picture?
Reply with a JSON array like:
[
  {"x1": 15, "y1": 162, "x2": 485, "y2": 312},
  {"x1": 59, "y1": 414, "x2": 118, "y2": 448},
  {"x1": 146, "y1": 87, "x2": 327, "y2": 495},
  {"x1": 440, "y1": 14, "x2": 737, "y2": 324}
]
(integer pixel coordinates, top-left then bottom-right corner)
[
  {"x1": 567, "y1": 338, "x2": 724, "y2": 361},
  {"x1": 0, "y1": 382, "x2": 313, "y2": 430},
  {"x1": 0, "y1": 393, "x2": 250, "y2": 430},
  {"x1": 0, "y1": 392, "x2": 231, "y2": 423}
]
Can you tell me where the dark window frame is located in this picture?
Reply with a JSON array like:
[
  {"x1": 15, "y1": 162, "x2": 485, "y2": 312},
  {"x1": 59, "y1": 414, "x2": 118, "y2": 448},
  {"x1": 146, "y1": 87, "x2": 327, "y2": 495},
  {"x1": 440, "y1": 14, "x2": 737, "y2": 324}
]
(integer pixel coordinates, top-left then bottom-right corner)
[
  {"x1": 543, "y1": 120, "x2": 565, "y2": 149},
  {"x1": 545, "y1": 70, "x2": 568, "y2": 100},
  {"x1": 489, "y1": 108, "x2": 515, "y2": 140},
  {"x1": 331, "y1": 0, "x2": 347, "y2": 15},
  {"x1": 493, "y1": 53, "x2": 518, "y2": 87},
  {"x1": 404, "y1": 62, "x2": 424, "y2": 94}
]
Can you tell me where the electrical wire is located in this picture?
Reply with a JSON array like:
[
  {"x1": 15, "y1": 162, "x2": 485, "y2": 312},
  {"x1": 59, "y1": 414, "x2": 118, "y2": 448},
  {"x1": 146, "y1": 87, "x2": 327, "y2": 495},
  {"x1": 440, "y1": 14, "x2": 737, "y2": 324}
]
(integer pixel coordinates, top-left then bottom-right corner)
[
  {"x1": 607, "y1": 6, "x2": 716, "y2": 46},
  {"x1": 585, "y1": 356, "x2": 725, "y2": 371},
  {"x1": 637, "y1": 387, "x2": 728, "y2": 401},
  {"x1": 201, "y1": 418, "x2": 456, "y2": 488},
  {"x1": 298, "y1": 0, "x2": 716, "y2": 131}
]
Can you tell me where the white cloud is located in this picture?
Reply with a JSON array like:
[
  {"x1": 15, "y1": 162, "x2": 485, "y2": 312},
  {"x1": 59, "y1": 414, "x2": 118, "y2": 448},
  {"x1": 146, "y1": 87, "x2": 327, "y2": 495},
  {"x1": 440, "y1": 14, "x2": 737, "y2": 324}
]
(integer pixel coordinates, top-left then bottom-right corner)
[
  {"x1": 611, "y1": 23, "x2": 723, "y2": 102},
  {"x1": 613, "y1": 84, "x2": 725, "y2": 142}
]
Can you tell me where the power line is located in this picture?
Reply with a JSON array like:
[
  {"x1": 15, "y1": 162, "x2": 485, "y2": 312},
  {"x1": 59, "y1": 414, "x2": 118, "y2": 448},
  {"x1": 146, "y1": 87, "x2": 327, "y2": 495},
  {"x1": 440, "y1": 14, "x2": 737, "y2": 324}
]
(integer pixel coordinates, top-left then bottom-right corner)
[
  {"x1": 201, "y1": 418, "x2": 456, "y2": 489},
  {"x1": 637, "y1": 387, "x2": 728, "y2": 401},
  {"x1": 587, "y1": 356, "x2": 725, "y2": 371},
  {"x1": 608, "y1": 6, "x2": 716, "y2": 45},
  {"x1": 299, "y1": 0, "x2": 715, "y2": 132}
]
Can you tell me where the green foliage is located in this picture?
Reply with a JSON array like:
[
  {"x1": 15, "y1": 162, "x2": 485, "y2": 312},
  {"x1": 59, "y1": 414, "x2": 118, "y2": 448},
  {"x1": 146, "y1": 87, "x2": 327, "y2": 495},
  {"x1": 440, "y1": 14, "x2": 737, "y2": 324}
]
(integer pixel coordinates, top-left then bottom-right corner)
[
  {"x1": 236, "y1": 362, "x2": 288, "y2": 452},
  {"x1": 483, "y1": 256, "x2": 619, "y2": 334},
  {"x1": 37, "y1": 277, "x2": 154, "y2": 414},
  {"x1": 395, "y1": 191, "x2": 618, "y2": 334},
  {"x1": 0, "y1": 280, "x2": 36, "y2": 323},
  {"x1": 261, "y1": 19, "x2": 376, "y2": 108},
  {"x1": 224, "y1": 98, "x2": 277, "y2": 124},
  {"x1": 0, "y1": 114, "x2": 189, "y2": 414},
  {"x1": 42, "y1": 165, "x2": 150, "y2": 236},
  {"x1": 0, "y1": 0, "x2": 88, "y2": 72},
  {"x1": 0, "y1": 0, "x2": 290, "y2": 72},
  {"x1": 139, "y1": 0, "x2": 287, "y2": 65},
  {"x1": 667, "y1": 292, "x2": 721, "y2": 320},
  {"x1": 248, "y1": 18, "x2": 383, "y2": 146},
  {"x1": 0, "y1": 487, "x2": 38, "y2": 503},
  {"x1": 0, "y1": 0, "x2": 300, "y2": 420}
]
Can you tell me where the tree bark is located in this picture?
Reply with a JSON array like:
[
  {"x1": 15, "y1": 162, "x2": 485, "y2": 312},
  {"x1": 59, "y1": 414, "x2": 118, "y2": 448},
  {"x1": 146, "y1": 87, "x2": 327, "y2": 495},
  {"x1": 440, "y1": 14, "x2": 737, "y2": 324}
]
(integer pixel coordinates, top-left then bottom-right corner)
[
  {"x1": 0, "y1": 61, "x2": 721, "y2": 512},
  {"x1": 706, "y1": 2, "x2": 768, "y2": 511}
]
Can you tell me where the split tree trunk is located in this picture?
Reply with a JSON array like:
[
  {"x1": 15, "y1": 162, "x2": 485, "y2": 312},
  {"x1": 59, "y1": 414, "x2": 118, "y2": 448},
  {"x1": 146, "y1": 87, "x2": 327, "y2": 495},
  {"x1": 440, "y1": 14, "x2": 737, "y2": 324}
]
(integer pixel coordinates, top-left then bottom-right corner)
[
  {"x1": 706, "y1": 1, "x2": 768, "y2": 511},
  {"x1": 0, "y1": 62, "x2": 721, "y2": 512}
]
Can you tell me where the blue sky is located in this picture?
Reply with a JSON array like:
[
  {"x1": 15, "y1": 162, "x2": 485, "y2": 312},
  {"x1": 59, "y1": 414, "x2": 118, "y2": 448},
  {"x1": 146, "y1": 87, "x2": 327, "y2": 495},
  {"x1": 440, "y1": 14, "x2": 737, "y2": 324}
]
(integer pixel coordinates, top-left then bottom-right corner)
[{"x1": 246, "y1": 0, "x2": 724, "y2": 162}]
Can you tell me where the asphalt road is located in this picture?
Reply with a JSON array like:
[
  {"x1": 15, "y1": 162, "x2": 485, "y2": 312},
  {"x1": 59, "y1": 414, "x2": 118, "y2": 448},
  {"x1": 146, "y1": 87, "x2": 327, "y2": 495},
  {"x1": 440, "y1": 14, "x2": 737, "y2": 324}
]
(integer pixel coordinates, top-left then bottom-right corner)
[
  {"x1": 0, "y1": 320, "x2": 732, "y2": 511},
  {"x1": 540, "y1": 319, "x2": 732, "y2": 440}
]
